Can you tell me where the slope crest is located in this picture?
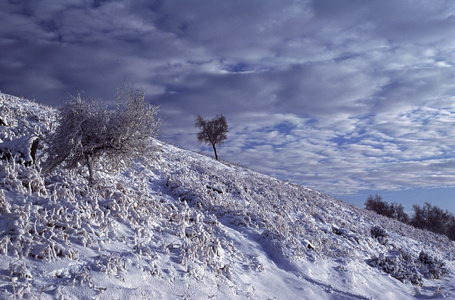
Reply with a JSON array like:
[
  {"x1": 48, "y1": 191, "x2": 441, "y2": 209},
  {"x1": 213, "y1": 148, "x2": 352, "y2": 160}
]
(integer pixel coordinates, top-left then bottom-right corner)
[{"x1": 0, "y1": 92, "x2": 453, "y2": 299}]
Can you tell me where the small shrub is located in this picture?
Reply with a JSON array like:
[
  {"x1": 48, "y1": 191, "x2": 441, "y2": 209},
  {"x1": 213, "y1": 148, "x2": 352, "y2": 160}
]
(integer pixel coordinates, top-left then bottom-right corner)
[
  {"x1": 371, "y1": 225, "x2": 388, "y2": 245},
  {"x1": 418, "y1": 251, "x2": 448, "y2": 279},
  {"x1": 369, "y1": 251, "x2": 423, "y2": 286},
  {"x1": 369, "y1": 249, "x2": 449, "y2": 286}
]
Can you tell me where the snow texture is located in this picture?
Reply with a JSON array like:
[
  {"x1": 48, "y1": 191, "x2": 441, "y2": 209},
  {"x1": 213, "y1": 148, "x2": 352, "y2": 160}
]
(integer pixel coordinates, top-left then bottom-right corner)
[
  {"x1": 0, "y1": 135, "x2": 38, "y2": 164},
  {"x1": 0, "y1": 92, "x2": 454, "y2": 299}
]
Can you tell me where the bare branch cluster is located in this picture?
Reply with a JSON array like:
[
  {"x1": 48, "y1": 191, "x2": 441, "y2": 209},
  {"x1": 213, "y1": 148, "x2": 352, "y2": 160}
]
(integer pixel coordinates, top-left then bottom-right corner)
[
  {"x1": 195, "y1": 114, "x2": 228, "y2": 160},
  {"x1": 44, "y1": 87, "x2": 161, "y2": 180}
]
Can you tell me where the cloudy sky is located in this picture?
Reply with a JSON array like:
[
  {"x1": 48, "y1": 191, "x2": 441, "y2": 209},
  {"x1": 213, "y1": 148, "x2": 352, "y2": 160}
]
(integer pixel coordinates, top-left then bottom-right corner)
[{"x1": 1, "y1": 0, "x2": 455, "y2": 213}]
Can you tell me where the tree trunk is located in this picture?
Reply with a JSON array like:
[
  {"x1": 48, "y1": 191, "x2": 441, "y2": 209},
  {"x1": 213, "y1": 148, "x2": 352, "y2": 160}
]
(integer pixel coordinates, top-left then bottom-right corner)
[
  {"x1": 30, "y1": 138, "x2": 39, "y2": 164},
  {"x1": 212, "y1": 144, "x2": 219, "y2": 160},
  {"x1": 86, "y1": 154, "x2": 95, "y2": 182}
]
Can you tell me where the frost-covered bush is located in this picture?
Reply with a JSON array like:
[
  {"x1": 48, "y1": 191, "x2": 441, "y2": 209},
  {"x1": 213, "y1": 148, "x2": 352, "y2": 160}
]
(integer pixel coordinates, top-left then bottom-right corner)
[
  {"x1": 95, "y1": 253, "x2": 127, "y2": 276},
  {"x1": 418, "y1": 251, "x2": 448, "y2": 279},
  {"x1": 44, "y1": 86, "x2": 161, "y2": 181},
  {"x1": 0, "y1": 160, "x2": 46, "y2": 195},
  {"x1": 371, "y1": 225, "x2": 388, "y2": 245},
  {"x1": 369, "y1": 249, "x2": 448, "y2": 286},
  {"x1": 370, "y1": 250, "x2": 423, "y2": 286}
]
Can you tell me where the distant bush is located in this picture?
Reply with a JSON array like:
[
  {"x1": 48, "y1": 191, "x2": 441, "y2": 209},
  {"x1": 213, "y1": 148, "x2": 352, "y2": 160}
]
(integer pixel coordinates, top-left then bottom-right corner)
[
  {"x1": 447, "y1": 221, "x2": 455, "y2": 241},
  {"x1": 410, "y1": 202, "x2": 455, "y2": 239},
  {"x1": 389, "y1": 203, "x2": 410, "y2": 223},
  {"x1": 365, "y1": 194, "x2": 389, "y2": 216},
  {"x1": 366, "y1": 196, "x2": 455, "y2": 241},
  {"x1": 364, "y1": 194, "x2": 409, "y2": 223}
]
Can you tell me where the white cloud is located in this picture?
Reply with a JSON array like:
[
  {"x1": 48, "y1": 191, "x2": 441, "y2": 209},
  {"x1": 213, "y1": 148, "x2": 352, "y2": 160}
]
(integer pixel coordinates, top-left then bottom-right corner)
[{"x1": 1, "y1": 0, "x2": 455, "y2": 196}]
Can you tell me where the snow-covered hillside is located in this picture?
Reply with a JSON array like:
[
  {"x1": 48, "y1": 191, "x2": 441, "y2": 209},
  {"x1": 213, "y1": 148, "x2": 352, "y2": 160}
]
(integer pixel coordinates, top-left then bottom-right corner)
[{"x1": 0, "y1": 92, "x2": 454, "y2": 299}]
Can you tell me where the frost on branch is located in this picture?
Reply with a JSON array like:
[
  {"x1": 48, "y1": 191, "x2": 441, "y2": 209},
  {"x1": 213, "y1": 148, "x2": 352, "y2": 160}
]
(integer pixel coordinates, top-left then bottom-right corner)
[{"x1": 44, "y1": 87, "x2": 161, "y2": 180}]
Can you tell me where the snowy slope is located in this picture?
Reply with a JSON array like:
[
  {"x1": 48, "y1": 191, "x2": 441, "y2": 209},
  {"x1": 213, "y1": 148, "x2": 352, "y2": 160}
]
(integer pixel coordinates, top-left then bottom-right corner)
[{"x1": 0, "y1": 92, "x2": 454, "y2": 299}]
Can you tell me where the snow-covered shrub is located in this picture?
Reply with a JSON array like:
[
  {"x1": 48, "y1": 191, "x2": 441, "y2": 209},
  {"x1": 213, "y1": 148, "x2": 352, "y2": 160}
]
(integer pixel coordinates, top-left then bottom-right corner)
[
  {"x1": 369, "y1": 248, "x2": 449, "y2": 286},
  {"x1": 370, "y1": 251, "x2": 423, "y2": 286},
  {"x1": 9, "y1": 261, "x2": 32, "y2": 279},
  {"x1": 371, "y1": 225, "x2": 388, "y2": 245},
  {"x1": 7, "y1": 261, "x2": 33, "y2": 299},
  {"x1": 418, "y1": 251, "x2": 448, "y2": 279},
  {"x1": 95, "y1": 252, "x2": 127, "y2": 276},
  {"x1": 44, "y1": 86, "x2": 161, "y2": 181},
  {"x1": 0, "y1": 189, "x2": 10, "y2": 214},
  {"x1": 0, "y1": 159, "x2": 46, "y2": 195}
]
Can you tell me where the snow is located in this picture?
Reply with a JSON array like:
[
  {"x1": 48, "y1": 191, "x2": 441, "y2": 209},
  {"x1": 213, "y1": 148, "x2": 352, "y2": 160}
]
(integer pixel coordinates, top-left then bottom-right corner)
[
  {"x1": 0, "y1": 135, "x2": 37, "y2": 163},
  {"x1": 0, "y1": 91, "x2": 454, "y2": 299}
]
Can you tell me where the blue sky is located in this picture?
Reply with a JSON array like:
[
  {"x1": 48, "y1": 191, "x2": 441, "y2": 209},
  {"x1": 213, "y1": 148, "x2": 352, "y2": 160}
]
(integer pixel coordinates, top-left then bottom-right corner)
[{"x1": 1, "y1": 0, "x2": 454, "y2": 214}]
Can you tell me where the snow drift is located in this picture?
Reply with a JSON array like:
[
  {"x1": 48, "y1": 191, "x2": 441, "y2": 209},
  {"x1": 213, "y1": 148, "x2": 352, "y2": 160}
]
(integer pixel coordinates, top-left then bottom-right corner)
[{"x1": 0, "y1": 92, "x2": 453, "y2": 299}]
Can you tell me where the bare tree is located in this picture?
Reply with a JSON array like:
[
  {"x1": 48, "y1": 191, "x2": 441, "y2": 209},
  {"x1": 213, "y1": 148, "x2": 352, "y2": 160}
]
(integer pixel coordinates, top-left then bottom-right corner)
[
  {"x1": 195, "y1": 114, "x2": 228, "y2": 160},
  {"x1": 44, "y1": 86, "x2": 161, "y2": 181},
  {"x1": 365, "y1": 194, "x2": 409, "y2": 223},
  {"x1": 411, "y1": 202, "x2": 454, "y2": 236},
  {"x1": 365, "y1": 194, "x2": 390, "y2": 216}
]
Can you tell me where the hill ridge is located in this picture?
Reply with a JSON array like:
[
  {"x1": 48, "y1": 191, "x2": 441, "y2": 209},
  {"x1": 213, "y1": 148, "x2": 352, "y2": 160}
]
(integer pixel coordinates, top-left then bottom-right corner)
[{"x1": 0, "y1": 92, "x2": 453, "y2": 299}]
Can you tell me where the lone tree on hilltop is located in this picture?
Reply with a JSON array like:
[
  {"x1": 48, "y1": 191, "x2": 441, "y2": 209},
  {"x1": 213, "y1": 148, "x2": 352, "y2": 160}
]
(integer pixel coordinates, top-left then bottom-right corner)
[
  {"x1": 195, "y1": 114, "x2": 228, "y2": 160},
  {"x1": 44, "y1": 86, "x2": 161, "y2": 181}
]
